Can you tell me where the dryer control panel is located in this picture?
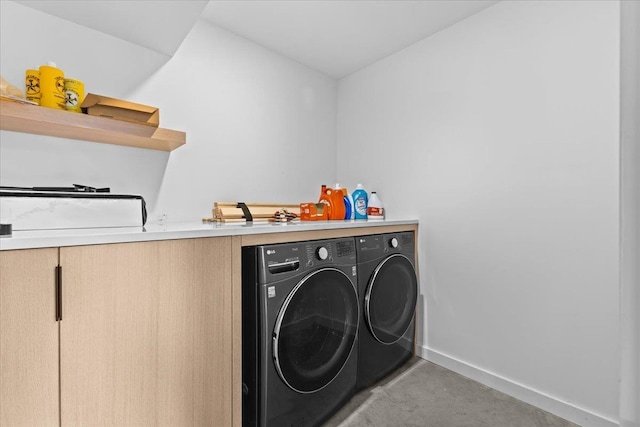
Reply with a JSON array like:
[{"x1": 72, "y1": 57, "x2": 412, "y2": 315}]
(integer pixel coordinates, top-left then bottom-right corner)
[{"x1": 356, "y1": 232, "x2": 415, "y2": 263}]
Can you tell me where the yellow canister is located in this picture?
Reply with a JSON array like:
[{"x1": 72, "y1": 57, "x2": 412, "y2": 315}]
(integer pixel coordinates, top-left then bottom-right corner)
[
  {"x1": 25, "y1": 69, "x2": 41, "y2": 104},
  {"x1": 63, "y1": 78, "x2": 84, "y2": 113},
  {"x1": 39, "y1": 62, "x2": 66, "y2": 110}
]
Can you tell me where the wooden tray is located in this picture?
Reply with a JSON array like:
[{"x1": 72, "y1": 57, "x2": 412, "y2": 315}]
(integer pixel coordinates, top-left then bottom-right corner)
[{"x1": 207, "y1": 202, "x2": 300, "y2": 222}]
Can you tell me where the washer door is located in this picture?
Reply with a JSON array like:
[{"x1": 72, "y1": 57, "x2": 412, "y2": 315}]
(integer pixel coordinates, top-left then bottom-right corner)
[
  {"x1": 273, "y1": 268, "x2": 358, "y2": 394},
  {"x1": 365, "y1": 254, "x2": 418, "y2": 345}
]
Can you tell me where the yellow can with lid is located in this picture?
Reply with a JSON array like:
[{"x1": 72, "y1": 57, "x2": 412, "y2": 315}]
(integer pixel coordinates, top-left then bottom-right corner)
[{"x1": 39, "y1": 62, "x2": 65, "y2": 110}]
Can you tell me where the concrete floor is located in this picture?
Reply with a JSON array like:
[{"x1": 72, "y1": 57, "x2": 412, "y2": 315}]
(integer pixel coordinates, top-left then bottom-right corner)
[{"x1": 323, "y1": 357, "x2": 578, "y2": 427}]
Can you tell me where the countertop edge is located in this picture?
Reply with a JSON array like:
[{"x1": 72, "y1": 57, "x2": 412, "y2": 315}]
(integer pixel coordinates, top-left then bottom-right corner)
[{"x1": 0, "y1": 219, "x2": 419, "y2": 251}]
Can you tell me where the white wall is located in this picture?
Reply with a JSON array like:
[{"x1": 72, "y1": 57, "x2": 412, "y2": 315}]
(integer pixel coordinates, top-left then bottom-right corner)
[
  {"x1": 129, "y1": 18, "x2": 337, "y2": 222},
  {"x1": 0, "y1": 1, "x2": 337, "y2": 222},
  {"x1": 620, "y1": 1, "x2": 640, "y2": 426},
  {"x1": 337, "y1": 1, "x2": 620, "y2": 426}
]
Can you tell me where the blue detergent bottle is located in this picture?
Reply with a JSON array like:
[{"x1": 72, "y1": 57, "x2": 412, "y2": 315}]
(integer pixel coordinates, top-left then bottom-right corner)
[
  {"x1": 335, "y1": 183, "x2": 351, "y2": 220},
  {"x1": 344, "y1": 197, "x2": 352, "y2": 220},
  {"x1": 352, "y1": 184, "x2": 368, "y2": 220},
  {"x1": 346, "y1": 188, "x2": 355, "y2": 220}
]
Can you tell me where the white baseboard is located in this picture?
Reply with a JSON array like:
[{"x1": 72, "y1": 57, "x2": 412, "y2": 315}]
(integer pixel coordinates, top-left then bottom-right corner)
[{"x1": 417, "y1": 346, "x2": 618, "y2": 427}]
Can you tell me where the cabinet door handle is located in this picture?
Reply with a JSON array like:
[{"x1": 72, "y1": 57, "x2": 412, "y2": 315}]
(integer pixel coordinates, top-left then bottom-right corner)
[{"x1": 56, "y1": 265, "x2": 62, "y2": 321}]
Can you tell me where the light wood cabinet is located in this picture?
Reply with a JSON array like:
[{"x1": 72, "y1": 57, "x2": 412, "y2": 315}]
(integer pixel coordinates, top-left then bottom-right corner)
[
  {"x1": 1, "y1": 238, "x2": 233, "y2": 427},
  {"x1": 0, "y1": 248, "x2": 60, "y2": 427},
  {"x1": 59, "y1": 238, "x2": 233, "y2": 426}
]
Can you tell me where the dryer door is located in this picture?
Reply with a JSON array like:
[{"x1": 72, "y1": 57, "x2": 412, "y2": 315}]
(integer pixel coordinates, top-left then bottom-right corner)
[
  {"x1": 365, "y1": 254, "x2": 418, "y2": 345},
  {"x1": 273, "y1": 268, "x2": 358, "y2": 394}
]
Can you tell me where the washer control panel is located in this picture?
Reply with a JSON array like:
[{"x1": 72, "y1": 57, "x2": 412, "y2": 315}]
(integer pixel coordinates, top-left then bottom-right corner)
[{"x1": 258, "y1": 238, "x2": 356, "y2": 282}]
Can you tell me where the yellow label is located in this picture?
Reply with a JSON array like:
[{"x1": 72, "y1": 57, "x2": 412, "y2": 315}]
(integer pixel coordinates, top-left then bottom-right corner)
[
  {"x1": 63, "y1": 78, "x2": 84, "y2": 113},
  {"x1": 25, "y1": 69, "x2": 41, "y2": 104}
]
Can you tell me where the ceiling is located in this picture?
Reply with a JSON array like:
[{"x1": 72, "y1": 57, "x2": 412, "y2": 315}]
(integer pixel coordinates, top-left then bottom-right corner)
[
  {"x1": 15, "y1": 0, "x2": 499, "y2": 79},
  {"x1": 14, "y1": 0, "x2": 209, "y2": 56},
  {"x1": 200, "y1": 1, "x2": 500, "y2": 78}
]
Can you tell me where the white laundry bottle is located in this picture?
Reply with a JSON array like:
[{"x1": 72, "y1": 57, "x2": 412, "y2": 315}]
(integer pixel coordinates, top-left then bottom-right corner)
[{"x1": 367, "y1": 191, "x2": 384, "y2": 220}]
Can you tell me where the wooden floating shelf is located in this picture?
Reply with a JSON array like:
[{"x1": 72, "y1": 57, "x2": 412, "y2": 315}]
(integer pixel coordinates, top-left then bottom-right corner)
[{"x1": 0, "y1": 99, "x2": 186, "y2": 152}]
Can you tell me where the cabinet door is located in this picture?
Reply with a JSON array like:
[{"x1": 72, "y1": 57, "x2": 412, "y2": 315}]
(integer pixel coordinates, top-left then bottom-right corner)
[
  {"x1": 0, "y1": 248, "x2": 60, "y2": 427},
  {"x1": 60, "y1": 238, "x2": 232, "y2": 426}
]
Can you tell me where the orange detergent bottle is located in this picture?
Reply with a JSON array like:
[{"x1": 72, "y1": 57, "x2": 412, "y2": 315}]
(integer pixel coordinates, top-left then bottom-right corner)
[
  {"x1": 319, "y1": 185, "x2": 333, "y2": 219},
  {"x1": 318, "y1": 185, "x2": 346, "y2": 220},
  {"x1": 330, "y1": 186, "x2": 346, "y2": 220}
]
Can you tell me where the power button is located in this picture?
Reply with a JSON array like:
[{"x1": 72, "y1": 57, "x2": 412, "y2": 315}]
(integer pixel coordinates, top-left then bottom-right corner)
[{"x1": 316, "y1": 246, "x2": 329, "y2": 260}]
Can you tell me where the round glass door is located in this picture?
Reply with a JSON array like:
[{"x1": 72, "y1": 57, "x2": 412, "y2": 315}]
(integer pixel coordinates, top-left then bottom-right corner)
[
  {"x1": 365, "y1": 254, "x2": 418, "y2": 345},
  {"x1": 273, "y1": 268, "x2": 359, "y2": 394}
]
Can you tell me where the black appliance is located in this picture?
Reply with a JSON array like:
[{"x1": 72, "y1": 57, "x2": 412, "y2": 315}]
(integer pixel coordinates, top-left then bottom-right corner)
[
  {"x1": 242, "y1": 238, "x2": 359, "y2": 427},
  {"x1": 355, "y1": 232, "x2": 418, "y2": 390}
]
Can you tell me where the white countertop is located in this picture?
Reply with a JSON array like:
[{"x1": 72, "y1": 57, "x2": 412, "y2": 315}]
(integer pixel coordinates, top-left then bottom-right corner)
[{"x1": 0, "y1": 219, "x2": 418, "y2": 250}]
